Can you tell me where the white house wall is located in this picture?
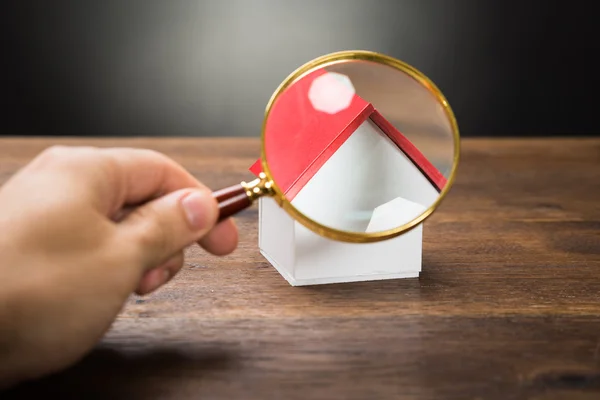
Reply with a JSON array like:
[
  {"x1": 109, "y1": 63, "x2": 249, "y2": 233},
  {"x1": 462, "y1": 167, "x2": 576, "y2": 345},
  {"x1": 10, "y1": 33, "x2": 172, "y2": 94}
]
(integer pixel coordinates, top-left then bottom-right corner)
[
  {"x1": 293, "y1": 219, "x2": 423, "y2": 284},
  {"x1": 258, "y1": 197, "x2": 296, "y2": 281},
  {"x1": 290, "y1": 118, "x2": 439, "y2": 234}
]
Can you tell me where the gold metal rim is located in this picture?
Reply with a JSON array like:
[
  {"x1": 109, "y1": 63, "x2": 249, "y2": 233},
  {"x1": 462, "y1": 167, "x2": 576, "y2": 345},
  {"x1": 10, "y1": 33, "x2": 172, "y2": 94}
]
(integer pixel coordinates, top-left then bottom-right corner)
[{"x1": 260, "y1": 50, "x2": 460, "y2": 243}]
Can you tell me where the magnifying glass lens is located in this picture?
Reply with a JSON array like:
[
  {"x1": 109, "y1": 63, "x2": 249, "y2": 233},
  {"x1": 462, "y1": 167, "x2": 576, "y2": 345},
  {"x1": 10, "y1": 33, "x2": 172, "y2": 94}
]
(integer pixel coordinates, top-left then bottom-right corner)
[{"x1": 262, "y1": 58, "x2": 456, "y2": 235}]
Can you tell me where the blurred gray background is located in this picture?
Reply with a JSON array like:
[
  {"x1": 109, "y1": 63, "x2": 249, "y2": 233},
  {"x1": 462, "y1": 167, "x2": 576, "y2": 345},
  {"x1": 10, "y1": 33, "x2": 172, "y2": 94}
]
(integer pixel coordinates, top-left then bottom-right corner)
[{"x1": 1, "y1": 0, "x2": 596, "y2": 137}]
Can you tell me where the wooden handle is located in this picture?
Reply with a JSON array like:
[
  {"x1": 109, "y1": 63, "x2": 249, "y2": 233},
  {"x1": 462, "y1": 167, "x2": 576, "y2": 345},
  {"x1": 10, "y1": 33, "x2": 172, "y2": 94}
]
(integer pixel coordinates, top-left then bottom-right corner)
[
  {"x1": 213, "y1": 184, "x2": 252, "y2": 222},
  {"x1": 213, "y1": 184, "x2": 247, "y2": 203}
]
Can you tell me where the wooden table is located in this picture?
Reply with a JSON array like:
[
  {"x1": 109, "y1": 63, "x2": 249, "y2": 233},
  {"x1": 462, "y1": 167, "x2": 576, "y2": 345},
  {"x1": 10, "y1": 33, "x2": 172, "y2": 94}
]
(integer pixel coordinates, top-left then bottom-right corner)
[{"x1": 1, "y1": 137, "x2": 599, "y2": 399}]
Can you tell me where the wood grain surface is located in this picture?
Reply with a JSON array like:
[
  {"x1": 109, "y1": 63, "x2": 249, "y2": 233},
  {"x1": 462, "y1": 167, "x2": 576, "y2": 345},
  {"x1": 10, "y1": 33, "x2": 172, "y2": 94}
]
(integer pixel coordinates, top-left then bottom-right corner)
[{"x1": 1, "y1": 137, "x2": 599, "y2": 399}]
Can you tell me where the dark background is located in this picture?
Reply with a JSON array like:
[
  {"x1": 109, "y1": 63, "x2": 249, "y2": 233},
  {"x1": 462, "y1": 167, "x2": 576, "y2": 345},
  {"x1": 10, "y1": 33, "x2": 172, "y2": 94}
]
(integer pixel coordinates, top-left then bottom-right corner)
[{"x1": 1, "y1": 1, "x2": 597, "y2": 138}]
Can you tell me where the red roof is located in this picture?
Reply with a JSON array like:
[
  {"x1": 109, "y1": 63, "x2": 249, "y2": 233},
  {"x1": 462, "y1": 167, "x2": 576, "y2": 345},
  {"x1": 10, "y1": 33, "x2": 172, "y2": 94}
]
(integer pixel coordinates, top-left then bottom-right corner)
[{"x1": 250, "y1": 68, "x2": 447, "y2": 201}]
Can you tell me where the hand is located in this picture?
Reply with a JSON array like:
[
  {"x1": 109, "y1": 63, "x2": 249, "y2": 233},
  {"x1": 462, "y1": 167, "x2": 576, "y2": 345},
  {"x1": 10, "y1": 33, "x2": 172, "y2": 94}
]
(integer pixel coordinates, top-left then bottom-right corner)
[{"x1": 0, "y1": 145, "x2": 238, "y2": 388}]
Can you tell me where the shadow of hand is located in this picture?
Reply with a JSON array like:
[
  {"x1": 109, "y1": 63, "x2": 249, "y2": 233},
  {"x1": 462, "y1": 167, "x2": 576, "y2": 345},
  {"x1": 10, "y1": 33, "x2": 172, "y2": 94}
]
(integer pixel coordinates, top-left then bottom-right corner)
[{"x1": 1, "y1": 345, "x2": 238, "y2": 399}]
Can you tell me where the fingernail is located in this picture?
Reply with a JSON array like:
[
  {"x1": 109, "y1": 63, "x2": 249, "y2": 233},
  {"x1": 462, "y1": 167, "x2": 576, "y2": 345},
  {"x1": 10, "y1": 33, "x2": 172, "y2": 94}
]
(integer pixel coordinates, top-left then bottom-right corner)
[{"x1": 181, "y1": 191, "x2": 215, "y2": 230}]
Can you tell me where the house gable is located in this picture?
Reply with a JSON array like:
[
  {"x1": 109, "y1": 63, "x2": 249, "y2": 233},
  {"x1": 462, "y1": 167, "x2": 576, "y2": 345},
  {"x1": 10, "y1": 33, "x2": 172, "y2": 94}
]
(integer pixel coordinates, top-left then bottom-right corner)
[{"x1": 290, "y1": 116, "x2": 440, "y2": 233}]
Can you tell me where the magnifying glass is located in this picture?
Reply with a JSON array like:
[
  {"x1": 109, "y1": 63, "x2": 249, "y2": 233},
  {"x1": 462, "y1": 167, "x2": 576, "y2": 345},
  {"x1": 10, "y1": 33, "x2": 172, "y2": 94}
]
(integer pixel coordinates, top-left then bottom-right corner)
[{"x1": 212, "y1": 50, "x2": 459, "y2": 243}]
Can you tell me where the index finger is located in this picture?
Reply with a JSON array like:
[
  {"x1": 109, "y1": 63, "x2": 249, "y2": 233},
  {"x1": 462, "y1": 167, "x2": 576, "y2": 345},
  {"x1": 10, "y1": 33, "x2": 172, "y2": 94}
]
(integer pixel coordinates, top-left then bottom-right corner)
[{"x1": 99, "y1": 147, "x2": 208, "y2": 215}]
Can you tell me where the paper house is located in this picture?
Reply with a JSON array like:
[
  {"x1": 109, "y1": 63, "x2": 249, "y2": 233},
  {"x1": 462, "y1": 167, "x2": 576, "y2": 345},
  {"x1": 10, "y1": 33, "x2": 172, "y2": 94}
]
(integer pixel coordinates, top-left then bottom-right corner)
[{"x1": 250, "y1": 68, "x2": 447, "y2": 286}]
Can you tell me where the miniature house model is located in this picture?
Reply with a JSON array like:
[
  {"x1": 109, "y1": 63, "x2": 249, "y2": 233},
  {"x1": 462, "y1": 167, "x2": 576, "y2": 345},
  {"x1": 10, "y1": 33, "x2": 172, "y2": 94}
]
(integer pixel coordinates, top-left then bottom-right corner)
[{"x1": 249, "y1": 68, "x2": 447, "y2": 286}]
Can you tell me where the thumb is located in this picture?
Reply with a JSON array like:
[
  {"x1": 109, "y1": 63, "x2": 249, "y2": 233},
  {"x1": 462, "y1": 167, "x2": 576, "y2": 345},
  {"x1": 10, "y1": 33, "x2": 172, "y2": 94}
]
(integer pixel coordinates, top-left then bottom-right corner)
[{"x1": 118, "y1": 188, "x2": 218, "y2": 271}]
